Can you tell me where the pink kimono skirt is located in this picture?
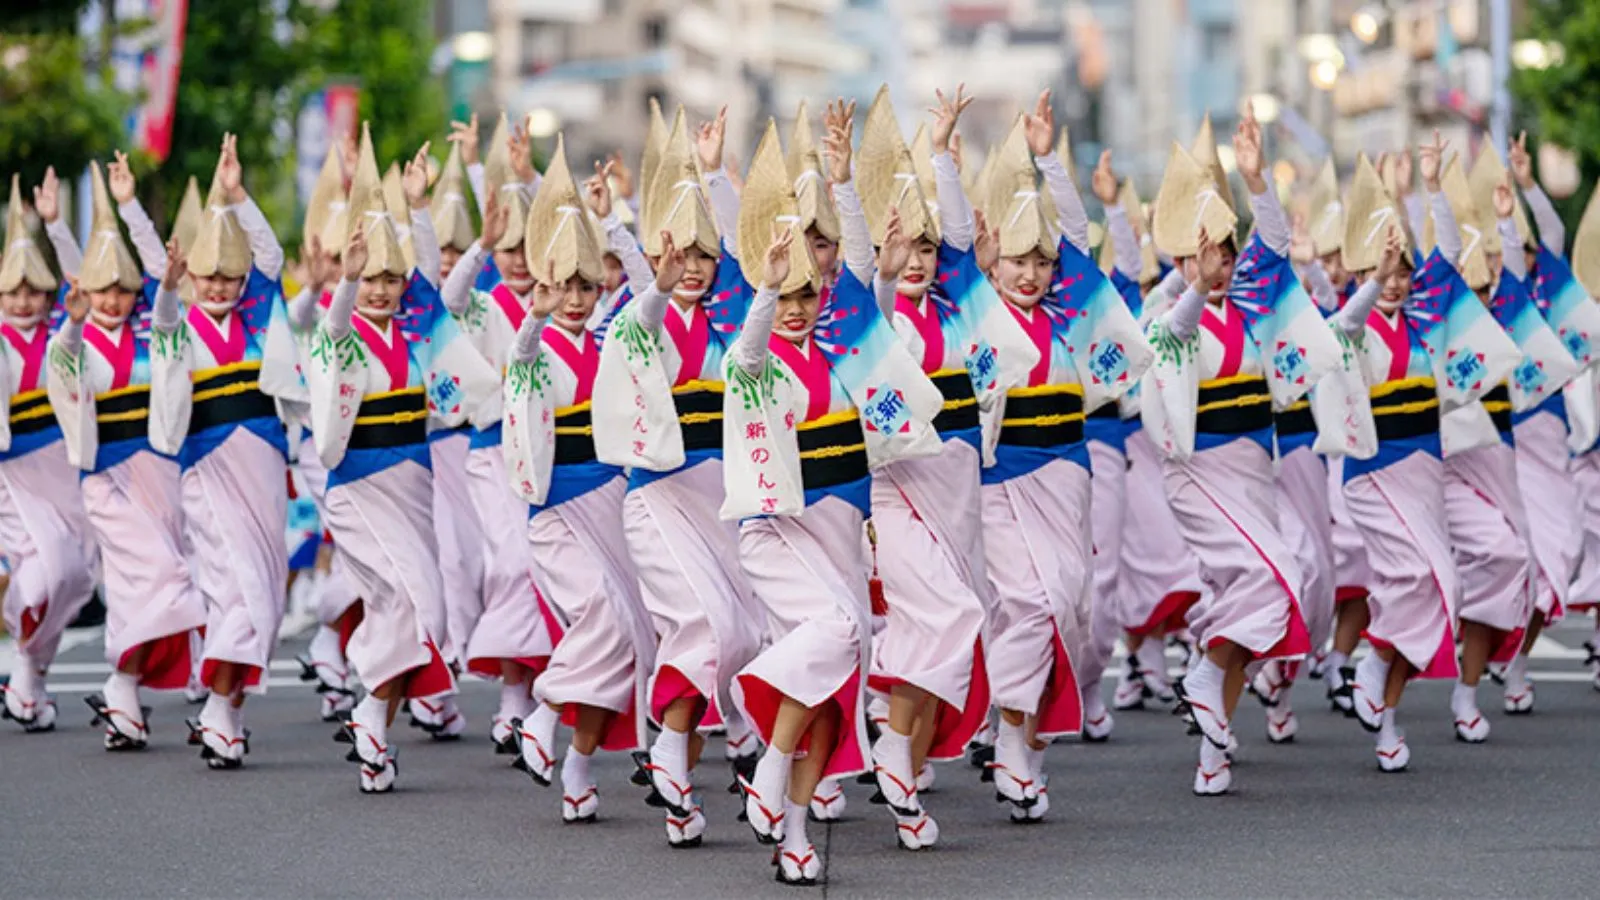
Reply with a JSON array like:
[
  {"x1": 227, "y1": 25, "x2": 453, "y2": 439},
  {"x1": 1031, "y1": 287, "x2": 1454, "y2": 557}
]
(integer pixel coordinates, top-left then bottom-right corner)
[{"x1": 0, "y1": 440, "x2": 98, "y2": 669}]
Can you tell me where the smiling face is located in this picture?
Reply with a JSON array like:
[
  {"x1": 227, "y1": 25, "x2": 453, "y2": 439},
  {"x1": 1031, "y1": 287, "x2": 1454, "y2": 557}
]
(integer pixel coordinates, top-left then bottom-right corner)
[
  {"x1": 440, "y1": 246, "x2": 463, "y2": 282},
  {"x1": 775, "y1": 286, "x2": 821, "y2": 343},
  {"x1": 806, "y1": 226, "x2": 839, "y2": 279},
  {"x1": 896, "y1": 237, "x2": 940, "y2": 299},
  {"x1": 676, "y1": 245, "x2": 719, "y2": 303},
  {"x1": 547, "y1": 274, "x2": 602, "y2": 335},
  {"x1": 996, "y1": 249, "x2": 1054, "y2": 309},
  {"x1": 356, "y1": 272, "x2": 407, "y2": 323},
  {"x1": 493, "y1": 242, "x2": 532, "y2": 294},
  {"x1": 0, "y1": 285, "x2": 50, "y2": 329},
  {"x1": 602, "y1": 252, "x2": 625, "y2": 293},
  {"x1": 1319, "y1": 250, "x2": 1349, "y2": 291},
  {"x1": 193, "y1": 273, "x2": 246, "y2": 316},
  {"x1": 88, "y1": 287, "x2": 138, "y2": 329}
]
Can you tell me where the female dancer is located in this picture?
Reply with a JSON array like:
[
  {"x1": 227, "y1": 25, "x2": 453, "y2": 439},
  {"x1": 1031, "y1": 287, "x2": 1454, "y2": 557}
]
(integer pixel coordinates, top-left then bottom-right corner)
[
  {"x1": 590, "y1": 105, "x2": 760, "y2": 847},
  {"x1": 0, "y1": 174, "x2": 97, "y2": 733},
  {"x1": 978, "y1": 112, "x2": 1148, "y2": 819},
  {"x1": 1143, "y1": 107, "x2": 1322, "y2": 794},
  {"x1": 47, "y1": 158, "x2": 206, "y2": 750},
  {"x1": 729, "y1": 119, "x2": 939, "y2": 883},
  {"x1": 149, "y1": 135, "x2": 292, "y2": 768},
  {"x1": 502, "y1": 139, "x2": 655, "y2": 824},
  {"x1": 307, "y1": 127, "x2": 490, "y2": 791}
]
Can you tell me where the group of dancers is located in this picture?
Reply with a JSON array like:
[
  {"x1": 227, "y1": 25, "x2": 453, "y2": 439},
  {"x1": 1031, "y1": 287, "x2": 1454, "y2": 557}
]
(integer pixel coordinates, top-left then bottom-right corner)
[{"x1": 4, "y1": 84, "x2": 1600, "y2": 886}]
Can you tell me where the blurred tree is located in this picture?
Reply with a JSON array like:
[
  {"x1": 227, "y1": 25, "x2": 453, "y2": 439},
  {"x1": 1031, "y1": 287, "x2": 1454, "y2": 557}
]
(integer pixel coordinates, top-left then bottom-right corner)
[
  {"x1": 0, "y1": 2, "x2": 127, "y2": 189},
  {"x1": 1512, "y1": 0, "x2": 1600, "y2": 228}
]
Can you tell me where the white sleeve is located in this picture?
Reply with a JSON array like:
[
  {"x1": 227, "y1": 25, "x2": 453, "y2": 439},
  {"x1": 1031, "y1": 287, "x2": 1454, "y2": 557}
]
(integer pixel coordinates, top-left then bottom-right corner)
[
  {"x1": 466, "y1": 163, "x2": 488, "y2": 219},
  {"x1": 117, "y1": 199, "x2": 167, "y2": 280},
  {"x1": 322, "y1": 277, "x2": 357, "y2": 341},
  {"x1": 1248, "y1": 186, "x2": 1291, "y2": 257},
  {"x1": 152, "y1": 284, "x2": 183, "y2": 333},
  {"x1": 1499, "y1": 218, "x2": 1528, "y2": 280},
  {"x1": 409, "y1": 207, "x2": 442, "y2": 289},
  {"x1": 705, "y1": 168, "x2": 741, "y2": 252},
  {"x1": 45, "y1": 219, "x2": 82, "y2": 277},
  {"x1": 441, "y1": 243, "x2": 486, "y2": 315},
  {"x1": 1035, "y1": 153, "x2": 1089, "y2": 254},
  {"x1": 1304, "y1": 259, "x2": 1339, "y2": 312},
  {"x1": 288, "y1": 287, "x2": 319, "y2": 332},
  {"x1": 1331, "y1": 279, "x2": 1380, "y2": 335},
  {"x1": 932, "y1": 152, "x2": 974, "y2": 252},
  {"x1": 1524, "y1": 185, "x2": 1565, "y2": 254},
  {"x1": 1160, "y1": 285, "x2": 1207, "y2": 341},
  {"x1": 56, "y1": 318, "x2": 85, "y2": 355},
  {"x1": 1104, "y1": 205, "x2": 1141, "y2": 281},
  {"x1": 873, "y1": 273, "x2": 899, "y2": 322},
  {"x1": 601, "y1": 211, "x2": 655, "y2": 293},
  {"x1": 1428, "y1": 191, "x2": 1462, "y2": 265},
  {"x1": 1402, "y1": 195, "x2": 1427, "y2": 250},
  {"x1": 630, "y1": 282, "x2": 670, "y2": 333},
  {"x1": 231, "y1": 196, "x2": 283, "y2": 280},
  {"x1": 829, "y1": 178, "x2": 877, "y2": 291},
  {"x1": 730, "y1": 285, "x2": 778, "y2": 375},
  {"x1": 510, "y1": 313, "x2": 548, "y2": 364}
]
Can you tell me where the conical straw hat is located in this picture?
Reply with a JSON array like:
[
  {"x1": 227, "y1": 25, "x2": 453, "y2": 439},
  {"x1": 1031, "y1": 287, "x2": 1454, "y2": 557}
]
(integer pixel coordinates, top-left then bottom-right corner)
[
  {"x1": 525, "y1": 134, "x2": 605, "y2": 287},
  {"x1": 788, "y1": 100, "x2": 841, "y2": 243},
  {"x1": 79, "y1": 161, "x2": 144, "y2": 292},
  {"x1": 432, "y1": 140, "x2": 477, "y2": 252},
  {"x1": 170, "y1": 176, "x2": 203, "y2": 254},
  {"x1": 0, "y1": 174, "x2": 57, "y2": 293},
  {"x1": 643, "y1": 106, "x2": 719, "y2": 257},
  {"x1": 1468, "y1": 146, "x2": 1532, "y2": 249},
  {"x1": 738, "y1": 118, "x2": 818, "y2": 295},
  {"x1": 990, "y1": 116, "x2": 1055, "y2": 260},
  {"x1": 1189, "y1": 112, "x2": 1236, "y2": 215},
  {"x1": 346, "y1": 123, "x2": 408, "y2": 278},
  {"x1": 303, "y1": 145, "x2": 347, "y2": 255},
  {"x1": 1308, "y1": 158, "x2": 1344, "y2": 257},
  {"x1": 382, "y1": 162, "x2": 417, "y2": 269},
  {"x1": 1341, "y1": 152, "x2": 1408, "y2": 273},
  {"x1": 909, "y1": 123, "x2": 939, "y2": 217},
  {"x1": 1152, "y1": 141, "x2": 1237, "y2": 258},
  {"x1": 638, "y1": 97, "x2": 669, "y2": 235}
]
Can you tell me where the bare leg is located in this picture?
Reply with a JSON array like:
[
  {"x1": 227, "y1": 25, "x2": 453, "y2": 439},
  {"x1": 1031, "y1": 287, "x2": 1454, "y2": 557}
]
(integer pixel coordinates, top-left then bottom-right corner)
[
  {"x1": 1458, "y1": 620, "x2": 1493, "y2": 687},
  {"x1": 770, "y1": 695, "x2": 818, "y2": 754},
  {"x1": 571, "y1": 703, "x2": 613, "y2": 755},
  {"x1": 1519, "y1": 611, "x2": 1545, "y2": 653},
  {"x1": 118, "y1": 644, "x2": 150, "y2": 677},
  {"x1": 1333, "y1": 600, "x2": 1371, "y2": 656},
  {"x1": 788, "y1": 703, "x2": 840, "y2": 805},
  {"x1": 909, "y1": 695, "x2": 938, "y2": 773},
  {"x1": 887, "y1": 682, "x2": 930, "y2": 737},
  {"x1": 1383, "y1": 654, "x2": 1414, "y2": 709}
]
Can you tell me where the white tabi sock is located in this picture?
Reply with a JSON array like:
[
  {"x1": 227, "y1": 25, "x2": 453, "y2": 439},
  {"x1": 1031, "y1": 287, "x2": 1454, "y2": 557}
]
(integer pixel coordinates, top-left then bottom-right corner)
[
  {"x1": 200, "y1": 691, "x2": 231, "y2": 729},
  {"x1": 781, "y1": 800, "x2": 810, "y2": 853},
  {"x1": 352, "y1": 693, "x2": 388, "y2": 746},
  {"x1": 499, "y1": 682, "x2": 533, "y2": 722},
  {"x1": 1378, "y1": 708, "x2": 1400, "y2": 744},
  {"x1": 1504, "y1": 651, "x2": 1530, "y2": 688},
  {"x1": 1326, "y1": 650, "x2": 1350, "y2": 681},
  {"x1": 1451, "y1": 681, "x2": 1477, "y2": 717},
  {"x1": 562, "y1": 744, "x2": 594, "y2": 791},
  {"x1": 104, "y1": 670, "x2": 140, "y2": 712},
  {"x1": 652, "y1": 726, "x2": 690, "y2": 783},
  {"x1": 1355, "y1": 652, "x2": 1390, "y2": 692}
]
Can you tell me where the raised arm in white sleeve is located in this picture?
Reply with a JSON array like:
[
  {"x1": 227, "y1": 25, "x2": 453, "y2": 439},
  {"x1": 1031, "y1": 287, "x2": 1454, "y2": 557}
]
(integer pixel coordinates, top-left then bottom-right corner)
[
  {"x1": 1523, "y1": 184, "x2": 1565, "y2": 254},
  {"x1": 601, "y1": 211, "x2": 655, "y2": 293},
  {"x1": 440, "y1": 243, "x2": 486, "y2": 316},
  {"x1": 466, "y1": 163, "x2": 487, "y2": 218},
  {"x1": 1499, "y1": 217, "x2": 1528, "y2": 280},
  {"x1": 627, "y1": 282, "x2": 671, "y2": 334},
  {"x1": 288, "y1": 287, "x2": 319, "y2": 332},
  {"x1": 1248, "y1": 186, "x2": 1291, "y2": 257},
  {"x1": 1331, "y1": 278, "x2": 1380, "y2": 335},
  {"x1": 45, "y1": 219, "x2": 82, "y2": 277},
  {"x1": 1159, "y1": 285, "x2": 1208, "y2": 341},
  {"x1": 729, "y1": 285, "x2": 779, "y2": 376},
  {"x1": 152, "y1": 284, "x2": 183, "y2": 333},
  {"x1": 1104, "y1": 205, "x2": 1141, "y2": 281},
  {"x1": 932, "y1": 152, "x2": 974, "y2": 252},
  {"x1": 322, "y1": 277, "x2": 357, "y2": 341},
  {"x1": 1427, "y1": 191, "x2": 1462, "y2": 265},
  {"x1": 231, "y1": 195, "x2": 283, "y2": 280},
  {"x1": 409, "y1": 207, "x2": 442, "y2": 289},
  {"x1": 1402, "y1": 195, "x2": 1426, "y2": 250},
  {"x1": 1303, "y1": 259, "x2": 1340, "y2": 312},
  {"x1": 704, "y1": 169, "x2": 741, "y2": 254},
  {"x1": 509, "y1": 312, "x2": 549, "y2": 364},
  {"x1": 54, "y1": 317, "x2": 84, "y2": 355},
  {"x1": 117, "y1": 198, "x2": 167, "y2": 280},
  {"x1": 1035, "y1": 153, "x2": 1089, "y2": 254},
  {"x1": 829, "y1": 177, "x2": 878, "y2": 296}
]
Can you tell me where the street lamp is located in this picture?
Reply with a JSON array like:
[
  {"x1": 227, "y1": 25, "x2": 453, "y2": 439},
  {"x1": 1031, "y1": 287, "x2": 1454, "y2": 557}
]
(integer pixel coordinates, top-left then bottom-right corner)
[
  {"x1": 1309, "y1": 59, "x2": 1340, "y2": 91},
  {"x1": 1351, "y1": 5, "x2": 1383, "y2": 45}
]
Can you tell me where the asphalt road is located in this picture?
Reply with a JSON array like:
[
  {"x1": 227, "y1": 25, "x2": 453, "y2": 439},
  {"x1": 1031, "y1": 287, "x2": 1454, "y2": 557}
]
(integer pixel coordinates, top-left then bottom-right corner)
[{"x1": 2, "y1": 621, "x2": 1597, "y2": 899}]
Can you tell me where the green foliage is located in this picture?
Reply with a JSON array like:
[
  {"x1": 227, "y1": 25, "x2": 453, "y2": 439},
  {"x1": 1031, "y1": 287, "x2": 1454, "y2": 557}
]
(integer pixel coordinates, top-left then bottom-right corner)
[
  {"x1": 0, "y1": 31, "x2": 127, "y2": 188},
  {"x1": 1512, "y1": 0, "x2": 1600, "y2": 226}
]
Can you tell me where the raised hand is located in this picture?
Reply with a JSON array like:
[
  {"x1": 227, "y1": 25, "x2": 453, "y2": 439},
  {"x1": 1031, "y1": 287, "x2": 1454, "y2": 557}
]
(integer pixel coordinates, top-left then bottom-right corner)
[
  {"x1": 343, "y1": 227, "x2": 368, "y2": 281},
  {"x1": 218, "y1": 133, "x2": 245, "y2": 204},
  {"x1": 1417, "y1": 130, "x2": 1446, "y2": 192},
  {"x1": 950, "y1": 132, "x2": 964, "y2": 170},
  {"x1": 1022, "y1": 89, "x2": 1055, "y2": 157},
  {"x1": 1234, "y1": 101, "x2": 1265, "y2": 191},
  {"x1": 302, "y1": 235, "x2": 337, "y2": 292},
  {"x1": 586, "y1": 160, "x2": 614, "y2": 218},
  {"x1": 696, "y1": 106, "x2": 729, "y2": 172},
  {"x1": 1290, "y1": 213, "x2": 1315, "y2": 265},
  {"x1": 973, "y1": 208, "x2": 1000, "y2": 273},
  {"x1": 1375, "y1": 226, "x2": 1405, "y2": 282},
  {"x1": 879, "y1": 207, "x2": 910, "y2": 281},
  {"x1": 1393, "y1": 149, "x2": 1413, "y2": 198},
  {"x1": 654, "y1": 231, "x2": 686, "y2": 293},
  {"x1": 1196, "y1": 231, "x2": 1226, "y2": 288},
  {"x1": 608, "y1": 151, "x2": 635, "y2": 199},
  {"x1": 447, "y1": 114, "x2": 480, "y2": 166},
  {"x1": 63, "y1": 276, "x2": 88, "y2": 324},
  {"x1": 1509, "y1": 131, "x2": 1535, "y2": 190},
  {"x1": 403, "y1": 142, "x2": 431, "y2": 209},
  {"x1": 1091, "y1": 149, "x2": 1118, "y2": 205},
  {"x1": 822, "y1": 101, "x2": 854, "y2": 185},
  {"x1": 161, "y1": 237, "x2": 186, "y2": 290},
  {"x1": 32, "y1": 166, "x2": 60, "y2": 223},
  {"x1": 107, "y1": 150, "x2": 137, "y2": 204},
  {"x1": 479, "y1": 192, "x2": 507, "y2": 250},
  {"x1": 1493, "y1": 178, "x2": 1516, "y2": 220},
  {"x1": 930, "y1": 84, "x2": 973, "y2": 155},
  {"x1": 530, "y1": 261, "x2": 562, "y2": 318},
  {"x1": 509, "y1": 124, "x2": 535, "y2": 185},
  {"x1": 763, "y1": 224, "x2": 796, "y2": 290}
]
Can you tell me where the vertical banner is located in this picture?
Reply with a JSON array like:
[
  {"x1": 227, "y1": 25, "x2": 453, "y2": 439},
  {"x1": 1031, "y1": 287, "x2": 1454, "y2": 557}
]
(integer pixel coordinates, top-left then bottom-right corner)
[
  {"x1": 295, "y1": 82, "x2": 361, "y2": 215},
  {"x1": 111, "y1": 0, "x2": 189, "y2": 162}
]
